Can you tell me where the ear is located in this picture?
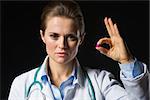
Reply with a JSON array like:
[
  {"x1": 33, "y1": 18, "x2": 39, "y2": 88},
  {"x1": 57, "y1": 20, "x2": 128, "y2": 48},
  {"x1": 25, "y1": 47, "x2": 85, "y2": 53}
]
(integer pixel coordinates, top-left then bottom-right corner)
[
  {"x1": 79, "y1": 33, "x2": 85, "y2": 45},
  {"x1": 40, "y1": 30, "x2": 45, "y2": 43}
]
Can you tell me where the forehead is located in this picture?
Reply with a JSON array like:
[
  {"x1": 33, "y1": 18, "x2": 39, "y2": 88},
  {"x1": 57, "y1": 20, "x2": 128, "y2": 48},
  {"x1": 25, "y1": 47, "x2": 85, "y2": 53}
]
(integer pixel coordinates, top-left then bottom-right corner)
[{"x1": 45, "y1": 16, "x2": 77, "y2": 34}]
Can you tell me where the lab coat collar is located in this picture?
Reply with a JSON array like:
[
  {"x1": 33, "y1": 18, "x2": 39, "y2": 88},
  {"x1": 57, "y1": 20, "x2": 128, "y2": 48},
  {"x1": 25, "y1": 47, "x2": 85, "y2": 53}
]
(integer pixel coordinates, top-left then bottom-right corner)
[
  {"x1": 74, "y1": 58, "x2": 86, "y2": 87},
  {"x1": 36, "y1": 56, "x2": 86, "y2": 88}
]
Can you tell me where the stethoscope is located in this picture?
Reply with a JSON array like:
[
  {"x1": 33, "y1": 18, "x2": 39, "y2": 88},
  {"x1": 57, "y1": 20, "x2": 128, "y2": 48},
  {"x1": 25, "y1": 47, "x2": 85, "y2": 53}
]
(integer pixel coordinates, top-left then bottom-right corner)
[{"x1": 25, "y1": 66, "x2": 96, "y2": 100}]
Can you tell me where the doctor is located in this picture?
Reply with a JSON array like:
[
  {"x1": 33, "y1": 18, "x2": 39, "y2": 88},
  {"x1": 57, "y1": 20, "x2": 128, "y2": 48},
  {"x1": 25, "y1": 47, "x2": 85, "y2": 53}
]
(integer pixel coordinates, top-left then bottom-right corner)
[{"x1": 8, "y1": 1, "x2": 149, "y2": 100}]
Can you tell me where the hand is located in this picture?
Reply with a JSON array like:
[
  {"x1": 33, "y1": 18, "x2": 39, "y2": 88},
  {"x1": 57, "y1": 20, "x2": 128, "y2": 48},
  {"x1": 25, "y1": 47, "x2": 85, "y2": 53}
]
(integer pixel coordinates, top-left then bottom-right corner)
[{"x1": 96, "y1": 17, "x2": 133, "y2": 64}]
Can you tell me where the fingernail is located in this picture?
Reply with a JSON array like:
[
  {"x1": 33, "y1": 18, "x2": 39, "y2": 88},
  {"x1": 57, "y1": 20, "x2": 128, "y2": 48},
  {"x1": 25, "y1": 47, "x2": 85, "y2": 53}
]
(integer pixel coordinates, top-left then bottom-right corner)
[{"x1": 96, "y1": 44, "x2": 100, "y2": 47}]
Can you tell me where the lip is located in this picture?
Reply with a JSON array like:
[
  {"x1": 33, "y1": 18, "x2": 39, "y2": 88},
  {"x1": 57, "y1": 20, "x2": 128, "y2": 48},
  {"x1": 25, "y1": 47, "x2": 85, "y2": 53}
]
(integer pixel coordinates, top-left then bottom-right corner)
[{"x1": 55, "y1": 52, "x2": 68, "y2": 57}]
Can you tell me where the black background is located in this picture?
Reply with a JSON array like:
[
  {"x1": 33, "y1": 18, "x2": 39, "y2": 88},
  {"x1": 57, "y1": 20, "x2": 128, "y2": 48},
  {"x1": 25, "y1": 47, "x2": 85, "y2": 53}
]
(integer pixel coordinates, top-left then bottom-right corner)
[{"x1": 1, "y1": 1, "x2": 149, "y2": 99}]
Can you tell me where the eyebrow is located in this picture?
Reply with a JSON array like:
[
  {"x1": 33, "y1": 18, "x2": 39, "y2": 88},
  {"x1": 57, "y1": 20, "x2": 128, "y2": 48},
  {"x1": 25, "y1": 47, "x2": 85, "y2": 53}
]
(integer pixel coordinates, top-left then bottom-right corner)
[
  {"x1": 48, "y1": 32, "x2": 77, "y2": 35},
  {"x1": 49, "y1": 32, "x2": 59, "y2": 34}
]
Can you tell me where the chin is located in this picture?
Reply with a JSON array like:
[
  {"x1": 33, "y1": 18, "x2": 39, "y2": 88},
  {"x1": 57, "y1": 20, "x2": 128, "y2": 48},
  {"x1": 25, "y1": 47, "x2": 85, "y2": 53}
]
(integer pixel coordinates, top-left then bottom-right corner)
[{"x1": 55, "y1": 58, "x2": 70, "y2": 64}]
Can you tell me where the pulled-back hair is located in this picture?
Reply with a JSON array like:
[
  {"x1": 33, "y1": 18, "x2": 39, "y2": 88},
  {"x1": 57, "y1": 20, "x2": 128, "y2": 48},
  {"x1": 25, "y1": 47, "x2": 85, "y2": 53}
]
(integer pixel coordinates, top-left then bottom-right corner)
[{"x1": 41, "y1": 0, "x2": 85, "y2": 36}]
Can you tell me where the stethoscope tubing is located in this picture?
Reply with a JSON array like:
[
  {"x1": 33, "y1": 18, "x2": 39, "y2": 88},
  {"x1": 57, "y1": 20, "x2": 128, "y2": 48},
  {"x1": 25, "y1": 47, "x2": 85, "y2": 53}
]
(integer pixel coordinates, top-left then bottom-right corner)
[{"x1": 26, "y1": 66, "x2": 96, "y2": 100}]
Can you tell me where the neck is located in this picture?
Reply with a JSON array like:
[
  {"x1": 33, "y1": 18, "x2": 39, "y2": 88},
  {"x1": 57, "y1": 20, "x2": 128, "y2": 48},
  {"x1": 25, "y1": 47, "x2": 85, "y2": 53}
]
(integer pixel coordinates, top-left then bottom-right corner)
[{"x1": 48, "y1": 58, "x2": 75, "y2": 87}]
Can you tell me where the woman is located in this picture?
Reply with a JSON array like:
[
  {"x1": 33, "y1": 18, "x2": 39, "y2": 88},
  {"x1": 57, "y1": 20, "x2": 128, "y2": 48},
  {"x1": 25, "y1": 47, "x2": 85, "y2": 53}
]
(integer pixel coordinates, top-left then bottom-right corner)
[{"x1": 8, "y1": 1, "x2": 149, "y2": 100}]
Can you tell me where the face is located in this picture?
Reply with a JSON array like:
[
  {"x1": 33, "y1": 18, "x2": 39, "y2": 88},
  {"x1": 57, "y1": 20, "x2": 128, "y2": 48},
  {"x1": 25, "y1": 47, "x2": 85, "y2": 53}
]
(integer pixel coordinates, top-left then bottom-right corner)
[{"x1": 41, "y1": 16, "x2": 83, "y2": 64}]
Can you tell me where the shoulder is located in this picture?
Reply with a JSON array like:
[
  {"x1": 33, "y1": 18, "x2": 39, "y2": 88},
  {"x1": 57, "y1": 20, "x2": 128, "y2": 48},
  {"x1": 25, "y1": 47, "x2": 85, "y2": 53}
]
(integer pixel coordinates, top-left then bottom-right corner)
[
  {"x1": 86, "y1": 68, "x2": 114, "y2": 80},
  {"x1": 8, "y1": 68, "x2": 38, "y2": 99},
  {"x1": 11, "y1": 68, "x2": 38, "y2": 86},
  {"x1": 86, "y1": 68, "x2": 119, "y2": 91}
]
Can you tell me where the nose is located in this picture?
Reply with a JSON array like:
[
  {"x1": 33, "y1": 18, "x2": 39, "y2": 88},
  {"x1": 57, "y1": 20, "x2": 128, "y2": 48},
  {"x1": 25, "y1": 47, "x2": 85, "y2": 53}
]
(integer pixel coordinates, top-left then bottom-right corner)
[{"x1": 58, "y1": 36, "x2": 68, "y2": 49}]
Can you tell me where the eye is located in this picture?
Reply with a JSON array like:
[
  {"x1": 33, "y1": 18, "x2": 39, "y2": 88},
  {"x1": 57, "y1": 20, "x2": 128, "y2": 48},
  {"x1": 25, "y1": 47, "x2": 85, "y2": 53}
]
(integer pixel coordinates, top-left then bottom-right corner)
[
  {"x1": 67, "y1": 34, "x2": 78, "y2": 41},
  {"x1": 49, "y1": 33, "x2": 59, "y2": 40}
]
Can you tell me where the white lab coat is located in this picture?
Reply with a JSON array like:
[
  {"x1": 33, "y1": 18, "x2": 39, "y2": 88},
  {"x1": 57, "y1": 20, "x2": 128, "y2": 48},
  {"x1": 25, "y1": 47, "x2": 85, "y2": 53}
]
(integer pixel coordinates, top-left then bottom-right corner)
[{"x1": 8, "y1": 56, "x2": 149, "y2": 100}]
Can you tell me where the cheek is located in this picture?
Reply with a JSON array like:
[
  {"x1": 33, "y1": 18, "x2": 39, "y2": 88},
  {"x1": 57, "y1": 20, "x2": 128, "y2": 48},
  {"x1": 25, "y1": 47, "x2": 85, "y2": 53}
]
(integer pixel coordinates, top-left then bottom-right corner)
[
  {"x1": 68, "y1": 41, "x2": 80, "y2": 52},
  {"x1": 45, "y1": 40, "x2": 56, "y2": 53}
]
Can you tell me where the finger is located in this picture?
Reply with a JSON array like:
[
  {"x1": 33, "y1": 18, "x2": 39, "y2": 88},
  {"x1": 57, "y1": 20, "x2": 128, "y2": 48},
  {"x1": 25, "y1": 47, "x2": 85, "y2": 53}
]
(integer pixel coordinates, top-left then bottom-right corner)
[
  {"x1": 104, "y1": 17, "x2": 113, "y2": 37},
  {"x1": 114, "y1": 23, "x2": 121, "y2": 37},
  {"x1": 96, "y1": 37, "x2": 112, "y2": 48},
  {"x1": 96, "y1": 37, "x2": 111, "y2": 45},
  {"x1": 108, "y1": 18, "x2": 116, "y2": 36},
  {"x1": 96, "y1": 46, "x2": 109, "y2": 55}
]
